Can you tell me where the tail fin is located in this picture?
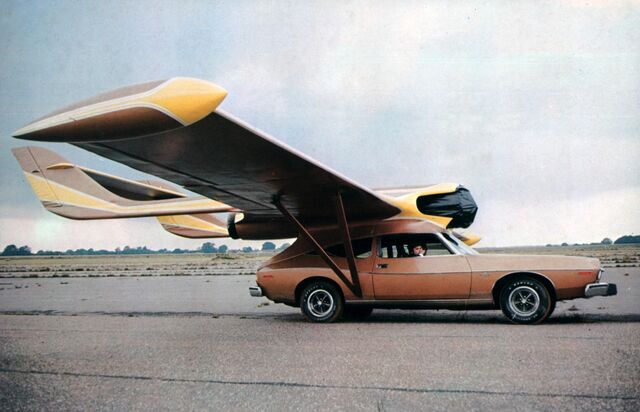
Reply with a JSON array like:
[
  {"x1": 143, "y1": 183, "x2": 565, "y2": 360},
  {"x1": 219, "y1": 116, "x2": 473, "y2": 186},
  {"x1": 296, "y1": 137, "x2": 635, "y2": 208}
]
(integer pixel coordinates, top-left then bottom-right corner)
[
  {"x1": 12, "y1": 146, "x2": 234, "y2": 219},
  {"x1": 157, "y1": 214, "x2": 229, "y2": 238}
]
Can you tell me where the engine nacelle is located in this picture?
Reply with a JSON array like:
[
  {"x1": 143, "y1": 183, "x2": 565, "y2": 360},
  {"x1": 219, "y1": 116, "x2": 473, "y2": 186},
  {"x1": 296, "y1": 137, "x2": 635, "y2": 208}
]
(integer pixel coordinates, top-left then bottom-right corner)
[
  {"x1": 379, "y1": 183, "x2": 478, "y2": 229},
  {"x1": 227, "y1": 213, "x2": 297, "y2": 240},
  {"x1": 416, "y1": 185, "x2": 477, "y2": 228}
]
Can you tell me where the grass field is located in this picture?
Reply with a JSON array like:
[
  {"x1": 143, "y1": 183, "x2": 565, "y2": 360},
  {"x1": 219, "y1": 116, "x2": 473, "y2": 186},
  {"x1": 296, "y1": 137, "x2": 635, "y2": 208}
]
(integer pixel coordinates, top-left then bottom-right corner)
[
  {"x1": 0, "y1": 244, "x2": 638, "y2": 278},
  {"x1": 477, "y1": 244, "x2": 640, "y2": 268},
  {"x1": 0, "y1": 253, "x2": 271, "y2": 278}
]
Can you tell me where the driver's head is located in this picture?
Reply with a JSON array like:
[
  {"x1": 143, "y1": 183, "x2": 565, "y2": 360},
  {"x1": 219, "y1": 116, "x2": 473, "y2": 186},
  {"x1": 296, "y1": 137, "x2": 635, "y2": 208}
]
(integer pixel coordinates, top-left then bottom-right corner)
[{"x1": 412, "y1": 244, "x2": 425, "y2": 255}]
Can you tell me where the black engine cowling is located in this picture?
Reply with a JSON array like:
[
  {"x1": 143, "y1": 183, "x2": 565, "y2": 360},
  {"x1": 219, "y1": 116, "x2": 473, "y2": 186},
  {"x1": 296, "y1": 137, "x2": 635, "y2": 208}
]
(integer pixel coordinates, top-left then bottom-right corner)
[{"x1": 416, "y1": 185, "x2": 477, "y2": 228}]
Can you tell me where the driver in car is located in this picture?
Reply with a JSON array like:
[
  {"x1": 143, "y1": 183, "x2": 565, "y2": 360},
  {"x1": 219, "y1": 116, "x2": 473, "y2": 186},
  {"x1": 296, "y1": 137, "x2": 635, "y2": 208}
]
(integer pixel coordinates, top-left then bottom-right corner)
[{"x1": 411, "y1": 244, "x2": 426, "y2": 257}]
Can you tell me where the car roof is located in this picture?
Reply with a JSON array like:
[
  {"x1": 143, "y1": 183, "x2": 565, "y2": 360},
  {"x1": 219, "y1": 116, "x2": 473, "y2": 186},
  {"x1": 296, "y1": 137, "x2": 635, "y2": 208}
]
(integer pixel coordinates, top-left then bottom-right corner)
[{"x1": 270, "y1": 218, "x2": 444, "y2": 262}]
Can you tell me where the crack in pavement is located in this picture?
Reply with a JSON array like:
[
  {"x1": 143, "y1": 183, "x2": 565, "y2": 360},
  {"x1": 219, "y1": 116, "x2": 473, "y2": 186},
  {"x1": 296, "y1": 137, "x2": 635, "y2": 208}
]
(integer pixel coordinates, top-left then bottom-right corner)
[
  {"x1": 2, "y1": 311, "x2": 640, "y2": 323},
  {"x1": 0, "y1": 368, "x2": 637, "y2": 401}
]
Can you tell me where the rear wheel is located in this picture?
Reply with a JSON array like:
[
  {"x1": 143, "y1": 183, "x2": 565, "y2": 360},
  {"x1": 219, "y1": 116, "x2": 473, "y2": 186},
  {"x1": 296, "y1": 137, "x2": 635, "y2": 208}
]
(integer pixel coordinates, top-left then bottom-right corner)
[
  {"x1": 342, "y1": 306, "x2": 373, "y2": 321},
  {"x1": 300, "y1": 281, "x2": 343, "y2": 323},
  {"x1": 499, "y1": 277, "x2": 554, "y2": 324}
]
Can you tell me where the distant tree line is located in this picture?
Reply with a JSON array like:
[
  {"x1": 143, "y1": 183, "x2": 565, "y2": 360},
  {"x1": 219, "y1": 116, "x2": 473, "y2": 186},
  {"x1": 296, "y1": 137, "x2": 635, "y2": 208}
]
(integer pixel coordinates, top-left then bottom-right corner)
[
  {"x1": 546, "y1": 235, "x2": 639, "y2": 248},
  {"x1": 614, "y1": 235, "x2": 640, "y2": 244},
  {"x1": 0, "y1": 245, "x2": 32, "y2": 256},
  {"x1": 1, "y1": 241, "x2": 291, "y2": 257}
]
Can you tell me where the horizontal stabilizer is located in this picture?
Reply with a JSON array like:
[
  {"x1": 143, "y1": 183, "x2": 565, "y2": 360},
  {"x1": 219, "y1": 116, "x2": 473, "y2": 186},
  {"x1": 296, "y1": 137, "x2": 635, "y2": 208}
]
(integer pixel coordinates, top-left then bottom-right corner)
[
  {"x1": 12, "y1": 146, "x2": 235, "y2": 220},
  {"x1": 157, "y1": 214, "x2": 229, "y2": 238}
]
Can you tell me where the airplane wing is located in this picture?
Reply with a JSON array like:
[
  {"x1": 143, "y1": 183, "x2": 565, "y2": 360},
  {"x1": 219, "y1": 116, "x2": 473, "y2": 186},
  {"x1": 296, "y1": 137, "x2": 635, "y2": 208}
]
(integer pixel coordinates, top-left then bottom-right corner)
[
  {"x1": 12, "y1": 77, "x2": 480, "y2": 296},
  {"x1": 73, "y1": 110, "x2": 402, "y2": 223},
  {"x1": 14, "y1": 78, "x2": 401, "y2": 226}
]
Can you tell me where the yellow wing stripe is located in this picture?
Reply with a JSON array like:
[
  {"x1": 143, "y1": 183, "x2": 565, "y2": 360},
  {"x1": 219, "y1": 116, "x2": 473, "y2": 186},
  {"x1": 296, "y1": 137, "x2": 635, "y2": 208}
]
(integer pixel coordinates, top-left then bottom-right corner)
[
  {"x1": 461, "y1": 233, "x2": 481, "y2": 246},
  {"x1": 383, "y1": 182, "x2": 457, "y2": 227},
  {"x1": 157, "y1": 215, "x2": 228, "y2": 235},
  {"x1": 25, "y1": 172, "x2": 229, "y2": 215},
  {"x1": 145, "y1": 78, "x2": 227, "y2": 125},
  {"x1": 25, "y1": 173, "x2": 58, "y2": 202},
  {"x1": 14, "y1": 78, "x2": 227, "y2": 136}
]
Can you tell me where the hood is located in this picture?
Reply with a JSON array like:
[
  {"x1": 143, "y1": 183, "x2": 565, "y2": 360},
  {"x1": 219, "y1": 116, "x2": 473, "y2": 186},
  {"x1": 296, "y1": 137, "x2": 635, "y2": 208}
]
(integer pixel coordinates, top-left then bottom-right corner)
[{"x1": 466, "y1": 254, "x2": 600, "y2": 272}]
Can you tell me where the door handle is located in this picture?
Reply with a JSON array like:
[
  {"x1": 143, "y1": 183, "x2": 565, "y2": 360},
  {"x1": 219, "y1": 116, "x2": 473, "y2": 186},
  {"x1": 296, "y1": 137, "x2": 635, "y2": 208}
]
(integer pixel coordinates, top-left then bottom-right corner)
[{"x1": 376, "y1": 263, "x2": 388, "y2": 269}]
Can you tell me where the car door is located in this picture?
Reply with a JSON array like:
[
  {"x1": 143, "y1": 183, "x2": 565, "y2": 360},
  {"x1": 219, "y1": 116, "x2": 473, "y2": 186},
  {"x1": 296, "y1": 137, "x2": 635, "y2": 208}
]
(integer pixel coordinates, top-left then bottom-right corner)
[
  {"x1": 372, "y1": 233, "x2": 472, "y2": 300},
  {"x1": 311, "y1": 237, "x2": 376, "y2": 299}
]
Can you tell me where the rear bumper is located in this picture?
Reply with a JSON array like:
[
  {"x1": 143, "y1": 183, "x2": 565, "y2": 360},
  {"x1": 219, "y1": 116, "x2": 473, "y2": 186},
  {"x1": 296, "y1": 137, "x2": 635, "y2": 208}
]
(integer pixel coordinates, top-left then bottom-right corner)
[
  {"x1": 249, "y1": 285, "x2": 263, "y2": 297},
  {"x1": 585, "y1": 282, "x2": 617, "y2": 298}
]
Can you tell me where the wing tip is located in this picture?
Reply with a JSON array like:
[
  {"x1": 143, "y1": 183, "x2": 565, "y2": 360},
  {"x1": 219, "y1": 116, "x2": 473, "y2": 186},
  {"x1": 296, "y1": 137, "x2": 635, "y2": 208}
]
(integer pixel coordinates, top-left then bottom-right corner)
[{"x1": 12, "y1": 77, "x2": 228, "y2": 142}]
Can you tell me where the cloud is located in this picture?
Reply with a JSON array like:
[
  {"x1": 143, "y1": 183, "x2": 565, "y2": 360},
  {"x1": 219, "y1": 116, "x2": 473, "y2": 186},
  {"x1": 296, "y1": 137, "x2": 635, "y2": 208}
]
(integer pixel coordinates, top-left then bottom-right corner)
[
  {"x1": 474, "y1": 187, "x2": 640, "y2": 246},
  {"x1": 0, "y1": 1, "x2": 637, "y2": 248}
]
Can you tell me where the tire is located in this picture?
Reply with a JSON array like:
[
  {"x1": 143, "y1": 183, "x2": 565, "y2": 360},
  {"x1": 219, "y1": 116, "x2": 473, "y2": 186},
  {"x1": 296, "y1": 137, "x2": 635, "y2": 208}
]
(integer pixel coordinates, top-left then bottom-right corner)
[
  {"x1": 547, "y1": 299, "x2": 557, "y2": 319},
  {"x1": 300, "y1": 281, "x2": 343, "y2": 323},
  {"x1": 342, "y1": 306, "x2": 373, "y2": 321},
  {"x1": 499, "y1": 277, "x2": 554, "y2": 324}
]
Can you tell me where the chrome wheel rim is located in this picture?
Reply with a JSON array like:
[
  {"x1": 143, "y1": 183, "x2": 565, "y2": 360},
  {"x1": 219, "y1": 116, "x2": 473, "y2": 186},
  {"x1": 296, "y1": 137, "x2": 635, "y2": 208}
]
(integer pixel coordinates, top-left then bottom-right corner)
[
  {"x1": 307, "y1": 289, "x2": 334, "y2": 318},
  {"x1": 508, "y1": 286, "x2": 540, "y2": 317}
]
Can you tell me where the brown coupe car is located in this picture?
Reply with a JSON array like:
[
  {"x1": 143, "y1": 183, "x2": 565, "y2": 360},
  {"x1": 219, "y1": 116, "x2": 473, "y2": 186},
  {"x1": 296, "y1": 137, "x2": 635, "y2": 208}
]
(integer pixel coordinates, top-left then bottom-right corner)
[{"x1": 251, "y1": 219, "x2": 617, "y2": 324}]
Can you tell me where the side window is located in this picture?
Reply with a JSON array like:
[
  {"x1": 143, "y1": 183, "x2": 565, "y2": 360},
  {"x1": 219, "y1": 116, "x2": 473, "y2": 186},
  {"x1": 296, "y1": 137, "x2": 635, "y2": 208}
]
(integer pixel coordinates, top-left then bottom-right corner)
[
  {"x1": 306, "y1": 238, "x2": 373, "y2": 259},
  {"x1": 424, "y1": 238, "x2": 452, "y2": 256},
  {"x1": 378, "y1": 234, "x2": 453, "y2": 258},
  {"x1": 379, "y1": 237, "x2": 409, "y2": 258}
]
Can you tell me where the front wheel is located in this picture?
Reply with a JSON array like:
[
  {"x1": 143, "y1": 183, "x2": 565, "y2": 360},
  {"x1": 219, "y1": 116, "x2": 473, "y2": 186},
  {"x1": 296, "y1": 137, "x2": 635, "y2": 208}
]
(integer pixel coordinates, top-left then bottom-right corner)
[
  {"x1": 499, "y1": 277, "x2": 554, "y2": 324},
  {"x1": 300, "y1": 281, "x2": 343, "y2": 323}
]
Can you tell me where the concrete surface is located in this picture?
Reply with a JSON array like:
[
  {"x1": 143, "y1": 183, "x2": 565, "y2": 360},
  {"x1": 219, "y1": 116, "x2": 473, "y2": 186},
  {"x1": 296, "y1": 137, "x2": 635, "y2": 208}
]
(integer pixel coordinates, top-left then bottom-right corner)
[{"x1": 0, "y1": 268, "x2": 638, "y2": 411}]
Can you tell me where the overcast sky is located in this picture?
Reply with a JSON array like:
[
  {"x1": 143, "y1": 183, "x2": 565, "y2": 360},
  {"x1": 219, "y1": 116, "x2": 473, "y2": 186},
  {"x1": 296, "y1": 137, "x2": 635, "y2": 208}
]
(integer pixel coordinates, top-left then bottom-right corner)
[{"x1": 0, "y1": 0, "x2": 638, "y2": 250}]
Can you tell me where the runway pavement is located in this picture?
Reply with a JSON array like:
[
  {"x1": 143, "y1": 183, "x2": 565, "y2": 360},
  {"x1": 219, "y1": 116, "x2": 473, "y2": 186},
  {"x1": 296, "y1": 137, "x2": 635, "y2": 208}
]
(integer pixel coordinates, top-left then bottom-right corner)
[{"x1": 0, "y1": 268, "x2": 638, "y2": 411}]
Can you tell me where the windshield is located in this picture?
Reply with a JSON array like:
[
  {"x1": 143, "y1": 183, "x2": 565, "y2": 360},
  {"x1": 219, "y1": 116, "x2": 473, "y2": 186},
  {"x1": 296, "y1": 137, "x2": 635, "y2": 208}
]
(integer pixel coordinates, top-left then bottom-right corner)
[{"x1": 441, "y1": 232, "x2": 479, "y2": 255}]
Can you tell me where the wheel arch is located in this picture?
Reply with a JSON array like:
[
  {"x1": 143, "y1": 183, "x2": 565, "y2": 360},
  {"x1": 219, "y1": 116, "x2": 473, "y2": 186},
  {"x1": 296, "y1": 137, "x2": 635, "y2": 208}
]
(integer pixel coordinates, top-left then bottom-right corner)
[
  {"x1": 492, "y1": 272, "x2": 557, "y2": 307},
  {"x1": 295, "y1": 276, "x2": 344, "y2": 306}
]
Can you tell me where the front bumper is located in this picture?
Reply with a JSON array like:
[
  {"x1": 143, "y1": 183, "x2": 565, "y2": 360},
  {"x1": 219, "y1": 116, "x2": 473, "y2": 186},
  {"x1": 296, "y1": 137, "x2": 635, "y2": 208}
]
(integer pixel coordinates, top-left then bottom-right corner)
[
  {"x1": 249, "y1": 285, "x2": 263, "y2": 297},
  {"x1": 585, "y1": 282, "x2": 617, "y2": 298}
]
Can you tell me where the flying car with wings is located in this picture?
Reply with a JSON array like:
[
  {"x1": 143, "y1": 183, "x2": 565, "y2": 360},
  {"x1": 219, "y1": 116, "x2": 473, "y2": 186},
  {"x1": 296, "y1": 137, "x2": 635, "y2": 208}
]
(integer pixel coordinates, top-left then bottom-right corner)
[{"x1": 11, "y1": 77, "x2": 616, "y2": 324}]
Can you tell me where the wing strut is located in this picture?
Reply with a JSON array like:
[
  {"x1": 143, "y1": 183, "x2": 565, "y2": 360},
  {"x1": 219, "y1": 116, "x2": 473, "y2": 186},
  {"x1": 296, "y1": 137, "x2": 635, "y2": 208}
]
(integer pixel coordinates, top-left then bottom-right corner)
[
  {"x1": 274, "y1": 193, "x2": 362, "y2": 298},
  {"x1": 334, "y1": 192, "x2": 362, "y2": 295}
]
